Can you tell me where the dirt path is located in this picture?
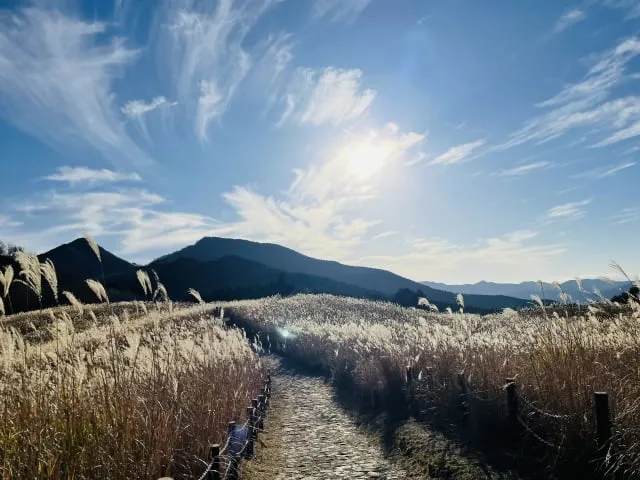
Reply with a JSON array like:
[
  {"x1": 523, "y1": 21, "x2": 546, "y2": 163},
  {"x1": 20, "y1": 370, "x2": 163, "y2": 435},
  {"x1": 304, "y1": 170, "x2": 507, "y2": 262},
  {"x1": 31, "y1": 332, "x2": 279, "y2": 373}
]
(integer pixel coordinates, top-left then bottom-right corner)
[{"x1": 243, "y1": 362, "x2": 411, "y2": 480}]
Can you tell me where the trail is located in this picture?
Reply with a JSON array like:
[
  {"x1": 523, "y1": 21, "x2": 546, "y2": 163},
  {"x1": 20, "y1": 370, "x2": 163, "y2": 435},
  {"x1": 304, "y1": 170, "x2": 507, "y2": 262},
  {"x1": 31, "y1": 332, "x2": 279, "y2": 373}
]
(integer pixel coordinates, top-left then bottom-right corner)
[{"x1": 243, "y1": 361, "x2": 410, "y2": 480}]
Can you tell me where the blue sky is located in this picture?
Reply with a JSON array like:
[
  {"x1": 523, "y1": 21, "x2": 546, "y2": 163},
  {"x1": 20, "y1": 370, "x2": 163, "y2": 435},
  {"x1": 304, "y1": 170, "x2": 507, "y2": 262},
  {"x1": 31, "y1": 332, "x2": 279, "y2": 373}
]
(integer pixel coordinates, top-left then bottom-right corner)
[{"x1": 0, "y1": 0, "x2": 639, "y2": 283}]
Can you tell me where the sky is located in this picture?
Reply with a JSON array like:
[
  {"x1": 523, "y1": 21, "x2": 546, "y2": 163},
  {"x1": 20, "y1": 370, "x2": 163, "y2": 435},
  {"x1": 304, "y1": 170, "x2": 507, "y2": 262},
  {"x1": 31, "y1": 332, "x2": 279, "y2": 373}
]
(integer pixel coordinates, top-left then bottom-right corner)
[{"x1": 0, "y1": 0, "x2": 639, "y2": 284}]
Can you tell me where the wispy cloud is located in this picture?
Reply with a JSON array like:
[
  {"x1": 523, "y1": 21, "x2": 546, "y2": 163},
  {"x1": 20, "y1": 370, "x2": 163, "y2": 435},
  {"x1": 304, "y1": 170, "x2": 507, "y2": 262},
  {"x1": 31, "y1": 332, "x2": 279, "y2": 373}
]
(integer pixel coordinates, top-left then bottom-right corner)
[
  {"x1": 277, "y1": 67, "x2": 376, "y2": 126},
  {"x1": 6, "y1": 187, "x2": 231, "y2": 256},
  {"x1": 573, "y1": 161, "x2": 636, "y2": 178},
  {"x1": 552, "y1": 8, "x2": 586, "y2": 34},
  {"x1": 593, "y1": 119, "x2": 640, "y2": 146},
  {"x1": 313, "y1": 0, "x2": 372, "y2": 23},
  {"x1": 497, "y1": 161, "x2": 551, "y2": 177},
  {"x1": 430, "y1": 139, "x2": 485, "y2": 165},
  {"x1": 546, "y1": 199, "x2": 592, "y2": 220},
  {"x1": 372, "y1": 230, "x2": 398, "y2": 240},
  {"x1": 356, "y1": 230, "x2": 566, "y2": 283},
  {"x1": 158, "y1": 0, "x2": 278, "y2": 141},
  {"x1": 43, "y1": 166, "x2": 142, "y2": 186},
  {"x1": 122, "y1": 97, "x2": 174, "y2": 119},
  {"x1": 0, "y1": 6, "x2": 151, "y2": 166},
  {"x1": 121, "y1": 96, "x2": 177, "y2": 140},
  {"x1": 612, "y1": 207, "x2": 640, "y2": 225},
  {"x1": 496, "y1": 37, "x2": 640, "y2": 150}
]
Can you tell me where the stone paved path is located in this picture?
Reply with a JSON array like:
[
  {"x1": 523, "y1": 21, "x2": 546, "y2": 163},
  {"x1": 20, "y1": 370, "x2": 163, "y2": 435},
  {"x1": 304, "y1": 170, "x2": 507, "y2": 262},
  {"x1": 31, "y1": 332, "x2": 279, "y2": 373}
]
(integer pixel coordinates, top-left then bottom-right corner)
[{"x1": 244, "y1": 363, "x2": 410, "y2": 480}]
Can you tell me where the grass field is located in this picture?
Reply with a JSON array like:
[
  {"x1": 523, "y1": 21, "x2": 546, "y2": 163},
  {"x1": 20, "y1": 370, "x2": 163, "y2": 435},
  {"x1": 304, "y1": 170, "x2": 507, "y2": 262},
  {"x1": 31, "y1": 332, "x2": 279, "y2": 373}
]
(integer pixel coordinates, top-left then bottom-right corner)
[
  {"x1": 230, "y1": 293, "x2": 640, "y2": 478},
  {"x1": 0, "y1": 301, "x2": 264, "y2": 479}
]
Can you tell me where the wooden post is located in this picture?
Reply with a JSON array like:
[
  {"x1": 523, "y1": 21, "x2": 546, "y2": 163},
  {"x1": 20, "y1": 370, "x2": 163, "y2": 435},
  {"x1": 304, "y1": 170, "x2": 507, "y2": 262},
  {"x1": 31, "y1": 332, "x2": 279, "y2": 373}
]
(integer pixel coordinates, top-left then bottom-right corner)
[
  {"x1": 267, "y1": 368, "x2": 271, "y2": 383},
  {"x1": 207, "y1": 444, "x2": 220, "y2": 480},
  {"x1": 595, "y1": 392, "x2": 611, "y2": 452},
  {"x1": 246, "y1": 406, "x2": 255, "y2": 457},
  {"x1": 406, "y1": 366, "x2": 412, "y2": 386},
  {"x1": 258, "y1": 395, "x2": 266, "y2": 430},
  {"x1": 458, "y1": 372, "x2": 469, "y2": 427},
  {"x1": 251, "y1": 399, "x2": 259, "y2": 439},
  {"x1": 505, "y1": 378, "x2": 517, "y2": 418}
]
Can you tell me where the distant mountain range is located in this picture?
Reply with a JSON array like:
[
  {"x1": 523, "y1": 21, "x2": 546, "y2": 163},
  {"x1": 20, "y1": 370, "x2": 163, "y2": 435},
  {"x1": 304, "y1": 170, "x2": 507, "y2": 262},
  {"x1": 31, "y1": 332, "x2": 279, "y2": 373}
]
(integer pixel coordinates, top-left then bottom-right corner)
[
  {"x1": 1, "y1": 236, "x2": 535, "y2": 314},
  {"x1": 421, "y1": 279, "x2": 632, "y2": 303}
]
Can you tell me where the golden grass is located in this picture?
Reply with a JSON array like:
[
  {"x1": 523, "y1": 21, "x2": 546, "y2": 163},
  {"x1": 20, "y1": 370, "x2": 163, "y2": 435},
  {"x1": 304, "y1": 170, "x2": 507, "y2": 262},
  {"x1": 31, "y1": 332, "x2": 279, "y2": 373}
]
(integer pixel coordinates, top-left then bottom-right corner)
[
  {"x1": 230, "y1": 294, "x2": 640, "y2": 476},
  {"x1": 0, "y1": 301, "x2": 264, "y2": 479}
]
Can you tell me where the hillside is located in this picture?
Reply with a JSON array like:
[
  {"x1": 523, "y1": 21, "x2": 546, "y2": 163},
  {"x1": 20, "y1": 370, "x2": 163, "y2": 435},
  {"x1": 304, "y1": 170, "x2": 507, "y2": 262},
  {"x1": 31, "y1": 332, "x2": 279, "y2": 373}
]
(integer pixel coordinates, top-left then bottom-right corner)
[
  {"x1": 153, "y1": 237, "x2": 529, "y2": 310},
  {"x1": 112, "y1": 255, "x2": 387, "y2": 302}
]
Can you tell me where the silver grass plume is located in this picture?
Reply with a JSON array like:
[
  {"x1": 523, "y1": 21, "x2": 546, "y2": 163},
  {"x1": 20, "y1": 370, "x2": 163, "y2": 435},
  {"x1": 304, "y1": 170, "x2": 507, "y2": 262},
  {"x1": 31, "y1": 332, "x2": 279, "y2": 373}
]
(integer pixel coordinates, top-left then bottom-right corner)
[
  {"x1": 62, "y1": 291, "x2": 84, "y2": 314},
  {"x1": 40, "y1": 258, "x2": 58, "y2": 302},
  {"x1": 83, "y1": 232, "x2": 101, "y2": 263},
  {"x1": 86, "y1": 279, "x2": 109, "y2": 304}
]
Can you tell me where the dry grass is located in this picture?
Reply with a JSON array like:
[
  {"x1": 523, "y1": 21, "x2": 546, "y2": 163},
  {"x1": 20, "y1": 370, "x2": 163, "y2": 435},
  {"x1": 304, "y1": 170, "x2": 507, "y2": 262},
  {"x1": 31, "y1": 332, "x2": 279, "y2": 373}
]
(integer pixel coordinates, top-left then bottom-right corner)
[
  {"x1": 0, "y1": 301, "x2": 264, "y2": 479},
  {"x1": 230, "y1": 293, "x2": 640, "y2": 477}
]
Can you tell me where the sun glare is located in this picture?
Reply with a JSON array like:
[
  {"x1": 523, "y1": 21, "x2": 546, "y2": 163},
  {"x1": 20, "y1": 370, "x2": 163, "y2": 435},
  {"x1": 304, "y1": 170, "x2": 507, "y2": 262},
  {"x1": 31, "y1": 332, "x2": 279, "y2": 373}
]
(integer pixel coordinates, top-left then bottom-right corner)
[{"x1": 343, "y1": 142, "x2": 390, "y2": 180}]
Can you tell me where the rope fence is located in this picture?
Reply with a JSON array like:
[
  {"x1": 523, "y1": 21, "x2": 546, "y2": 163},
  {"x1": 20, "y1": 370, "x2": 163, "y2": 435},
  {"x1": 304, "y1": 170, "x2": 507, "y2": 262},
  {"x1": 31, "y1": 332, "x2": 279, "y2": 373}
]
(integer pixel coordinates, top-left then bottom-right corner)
[
  {"x1": 406, "y1": 368, "x2": 614, "y2": 469},
  {"x1": 194, "y1": 369, "x2": 272, "y2": 480}
]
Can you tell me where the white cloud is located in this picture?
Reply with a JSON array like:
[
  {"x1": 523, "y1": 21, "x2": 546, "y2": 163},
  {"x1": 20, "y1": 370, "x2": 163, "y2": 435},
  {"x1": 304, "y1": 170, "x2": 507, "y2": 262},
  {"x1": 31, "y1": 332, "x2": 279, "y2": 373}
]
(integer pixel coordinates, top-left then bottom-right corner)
[
  {"x1": 44, "y1": 166, "x2": 142, "y2": 186},
  {"x1": 0, "y1": 7, "x2": 151, "y2": 166},
  {"x1": 612, "y1": 207, "x2": 640, "y2": 225},
  {"x1": 0, "y1": 215, "x2": 22, "y2": 229},
  {"x1": 497, "y1": 161, "x2": 551, "y2": 177},
  {"x1": 122, "y1": 97, "x2": 174, "y2": 119},
  {"x1": 593, "y1": 119, "x2": 640, "y2": 146},
  {"x1": 277, "y1": 67, "x2": 376, "y2": 126},
  {"x1": 158, "y1": 0, "x2": 275, "y2": 141},
  {"x1": 372, "y1": 230, "x2": 399, "y2": 240},
  {"x1": 552, "y1": 9, "x2": 586, "y2": 34},
  {"x1": 10, "y1": 123, "x2": 423, "y2": 261},
  {"x1": 546, "y1": 199, "x2": 592, "y2": 220},
  {"x1": 496, "y1": 37, "x2": 640, "y2": 150},
  {"x1": 220, "y1": 123, "x2": 423, "y2": 259},
  {"x1": 573, "y1": 161, "x2": 636, "y2": 179},
  {"x1": 430, "y1": 139, "x2": 485, "y2": 165},
  {"x1": 6, "y1": 188, "x2": 232, "y2": 256},
  {"x1": 313, "y1": 0, "x2": 372, "y2": 23},
  {"x1": 356, "y1": 230, "x2": 566, "y2": 283}
]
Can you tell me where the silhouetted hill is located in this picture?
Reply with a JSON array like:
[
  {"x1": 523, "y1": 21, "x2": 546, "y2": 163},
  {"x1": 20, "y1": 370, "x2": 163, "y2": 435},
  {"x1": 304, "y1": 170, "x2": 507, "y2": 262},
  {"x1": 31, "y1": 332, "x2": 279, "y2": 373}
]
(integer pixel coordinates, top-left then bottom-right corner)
[
  {"x1": 111, "y1": 255, "x2": 386, "y2": 302},
  {"x1": 421, "y1": 279, "x2": 632, "y2": 302},
  {"x1": 1, "y1": 236, "x2": 531, "y2": 313},
  {"x1": 153, "y1": 237, "x2": 529, "y2": 310},
  {"x1": 39, "y1": 238, "x2": 135, "y2": 279}
]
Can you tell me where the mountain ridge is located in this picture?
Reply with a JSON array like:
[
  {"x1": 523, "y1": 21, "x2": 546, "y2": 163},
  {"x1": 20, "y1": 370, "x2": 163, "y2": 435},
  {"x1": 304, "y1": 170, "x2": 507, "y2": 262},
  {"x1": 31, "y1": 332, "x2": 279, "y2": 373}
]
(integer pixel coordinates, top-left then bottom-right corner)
[
  {"x1": 152, "y1": 236, "x2": 530, "y2": 310},
  {"x1": 421, "y1": 279, "x2": 632, "y2": 302}
]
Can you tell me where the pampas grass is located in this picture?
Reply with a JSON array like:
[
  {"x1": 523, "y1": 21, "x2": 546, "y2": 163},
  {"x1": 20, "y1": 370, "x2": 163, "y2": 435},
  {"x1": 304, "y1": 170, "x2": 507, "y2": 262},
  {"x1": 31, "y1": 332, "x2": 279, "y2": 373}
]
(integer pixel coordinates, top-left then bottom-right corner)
[
  {"x1": 83, "y1": 232, "x2": 101, "y2": 263},
  {"x1": 230, "y1": 293, "x2": 640, "y2": 476},
  {"x1": 188, "y1": 288, "x2": 204, "y2": 304},
  {"x1": 86, "y1": 279, "x2": 109, "y2": 304},
  {"x1": 39, "y1": 258, "x2": 58, "y2": 303},
  {"x1": 0, "y1": 301, "x2": 264, "y2": 478},
  {"x1": 62, "y1": 291, "x2": 84, "y2": 314},
  {"x1": 15, "y1": 251, "x2": 42, "y2": 306},
  {"x1": 0, "y1": 265, "x2": 13, "y2": 314},
  {"x1": 136, "y1": 269, "x2": 152, "y2": 297}
]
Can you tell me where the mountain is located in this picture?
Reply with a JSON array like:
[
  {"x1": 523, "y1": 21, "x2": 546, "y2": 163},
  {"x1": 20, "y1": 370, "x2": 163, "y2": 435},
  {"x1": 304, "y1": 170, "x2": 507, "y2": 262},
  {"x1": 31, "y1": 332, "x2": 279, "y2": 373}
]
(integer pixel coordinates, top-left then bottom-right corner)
[
  {"x1": 39, "y1": 238, "x2": 136, "y2": 279},
  {"x1": 153, "y1": 237, "x2": 530, "y2": 311},
  {"x1": 112, "y1": 255, "x2": 387, "y2": 302},
  {"x1": 421, "y1": 279, "x2": 632, "y2": 302},
  {"x1": 1, "y1": 236, "x2": 533, "y2": 314}
]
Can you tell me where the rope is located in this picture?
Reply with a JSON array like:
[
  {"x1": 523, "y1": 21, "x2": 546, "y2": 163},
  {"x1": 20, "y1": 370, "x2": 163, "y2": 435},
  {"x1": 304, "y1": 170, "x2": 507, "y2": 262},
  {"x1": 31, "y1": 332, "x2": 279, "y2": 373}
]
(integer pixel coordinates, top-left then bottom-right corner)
[
  {"x1": 196, "y1": 394, "x2": 270, "y2": 480},
  {"x1": 516, "y1": 414, "x2": 564, "y2": 451},
  {"x1": 517, "y1": 391, "x2": 575, "y2": 420}
]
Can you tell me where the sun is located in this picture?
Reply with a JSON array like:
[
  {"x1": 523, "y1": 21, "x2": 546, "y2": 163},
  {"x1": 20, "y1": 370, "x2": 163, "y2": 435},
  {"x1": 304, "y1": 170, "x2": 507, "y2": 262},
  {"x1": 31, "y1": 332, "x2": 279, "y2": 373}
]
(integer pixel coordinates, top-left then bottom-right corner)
[{"x1": 343, "y1": 142, "x2": 390, "y2": 180}]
